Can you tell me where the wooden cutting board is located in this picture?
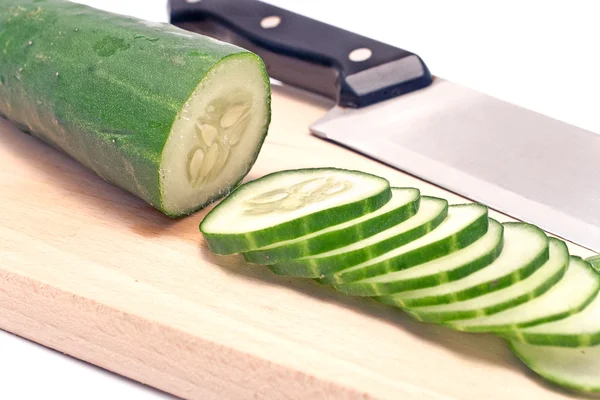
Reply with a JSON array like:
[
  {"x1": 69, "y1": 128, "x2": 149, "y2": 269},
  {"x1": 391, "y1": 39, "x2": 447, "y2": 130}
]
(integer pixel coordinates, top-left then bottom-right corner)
[{"x1": 0, "y1": 85, "x2": 593, "y2": 400}]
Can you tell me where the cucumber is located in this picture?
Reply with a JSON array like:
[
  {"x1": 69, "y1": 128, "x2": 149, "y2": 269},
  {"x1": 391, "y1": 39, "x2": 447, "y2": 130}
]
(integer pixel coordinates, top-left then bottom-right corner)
[
  {"x1": 268, "y1": 196, "x2": 448, "y2": 278},
  {"x1": 448, "y1": 257, "x2": 600, "y2": 333},
  {"x1": 503, "y1": 261, "x2": 600, "y2": 347},
  {"x1": 243, "y1": 187, "x2": 420, "y2": 264},
  {"x1": 0, "y1": 0, "x2": 271, "y2": 217},
  {"x1": 510, "y1": 341, "x2": 600, "y2": 393},
  {"x1": 379, "y1": 223, "x2": 549, "y2": 308},
  {"x1": 587, "y1": 255, "x2": 600, "y2": 272},
  {"x1": 326, "y1": 204, "x2": 489, "y2": 284},
  {"x1": 335, "y1": 219, "x2": 504, "y2": 296},
  {"x1": 406, "y1": 238, "x2": 569, "y2": 323},
  {"x1": 200, "y1": 168, "x2": 391, "y2": 254}
]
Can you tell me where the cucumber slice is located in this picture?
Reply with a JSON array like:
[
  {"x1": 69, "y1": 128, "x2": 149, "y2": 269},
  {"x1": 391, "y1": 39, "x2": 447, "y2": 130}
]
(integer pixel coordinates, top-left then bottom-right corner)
[
  {"x1": 587, "y1": 255, "x2": 600, "y2": 272},
  {"x1": 200, "y1": 168, "x2": 391, "y2": 254},
  {"x1": 326, "y1": 204, "x2": 489, "y2": 284},
  {"x1": 379, "y1": 223, "x2": 549, "y2": 308},
  {"x1": 0, "y1": 0, "x2": 271, "y2": 217},
  {"x1": 243, "y1": 188, "x2": 420, "y2": 265},
  {"x1": 335, "y1": 219, "x2": 504, "y2": 296},
  {"x1": 406, "y1": 238, "x2": 569, "y2": 323},
  {"x1": 449, "y1": 257, "x2": 600, "y2": 333},
  {"x1": 268, "y1": 196, "x2": 448, "y2": 278},
  {"x1": 510, "y1": 341, "x2": 600, "y2": 393},
  {"x1": 503, "y1": 261, "x2": 600, "y2": 347}
]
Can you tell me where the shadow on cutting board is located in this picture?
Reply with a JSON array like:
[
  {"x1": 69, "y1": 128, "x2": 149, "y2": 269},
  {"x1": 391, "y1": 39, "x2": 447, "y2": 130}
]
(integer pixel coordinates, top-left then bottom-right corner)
[{"x1": 199, "y1": 246, "x2": 511, "y2": 363}]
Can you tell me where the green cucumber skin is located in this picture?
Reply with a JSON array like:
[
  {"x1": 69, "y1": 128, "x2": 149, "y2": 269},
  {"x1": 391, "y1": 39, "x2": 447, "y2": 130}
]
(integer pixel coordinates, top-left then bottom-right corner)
[
  {"x1": 455, "y1": 283, "x2": 600, "y2": 334},
  {"x1": 326, "y1": 205, "x2": 490, "y2": 285},
  {"x1": 499, "y1": 298, "x2": 600, "y2": 348},
  {"x1": 334, "y1": 221, "x2": 504, "y2": 296},
  {"x1": 502, "y1": 322, "x2": 600, "y2": 348},
  {"x1": 587, "y1": 255, "x2": 600, "y2": 272},
  {"x1": 243, "y1": 189, "x2": 420, "y2": 265},
  {"x1": 450, "y1": 256, "x2": 600, "y2": 333},
  {"x1": 200, "y1": 168, "x2": 392, "y2": 255},
  {"x1": 510, "y1": 342, "x2": 600, "y2": 394},
  {"x1": 381, "y1": 223, "x2": 550, "y2": 308},
  {"x1": 407, "y1": 257, "x2": 568, "y2": 324},
  {"x1": 267, "y1": 196, "x2": 448, "y2": 279},
  {"x1": 0, "y1": 0, "x2": 270, "y2": 217}
]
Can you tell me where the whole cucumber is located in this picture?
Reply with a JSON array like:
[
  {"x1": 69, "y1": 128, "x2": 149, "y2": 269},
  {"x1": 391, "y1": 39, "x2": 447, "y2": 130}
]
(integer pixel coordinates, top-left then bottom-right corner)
[{"x1": 0, "y1": 0, "x2": 271, "y2": 216}]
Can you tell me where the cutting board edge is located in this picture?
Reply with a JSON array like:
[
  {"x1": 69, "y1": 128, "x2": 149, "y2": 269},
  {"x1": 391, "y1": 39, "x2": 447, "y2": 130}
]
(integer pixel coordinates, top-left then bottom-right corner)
[{"x1": 0, "y1": 268, "x2": 382, "y2": 400}]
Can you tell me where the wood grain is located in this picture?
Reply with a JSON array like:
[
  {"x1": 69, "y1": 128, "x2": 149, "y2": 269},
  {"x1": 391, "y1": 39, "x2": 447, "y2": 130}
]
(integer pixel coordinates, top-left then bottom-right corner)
[{"x1": 0, "y1": 85, "x2": 593, "y2": 400}]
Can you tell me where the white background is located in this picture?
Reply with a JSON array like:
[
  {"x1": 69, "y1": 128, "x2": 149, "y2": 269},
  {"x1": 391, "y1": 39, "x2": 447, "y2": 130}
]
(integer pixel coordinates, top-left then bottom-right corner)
[{"x1": 2, "y1": 1, "x2": 600, "y2": 399}]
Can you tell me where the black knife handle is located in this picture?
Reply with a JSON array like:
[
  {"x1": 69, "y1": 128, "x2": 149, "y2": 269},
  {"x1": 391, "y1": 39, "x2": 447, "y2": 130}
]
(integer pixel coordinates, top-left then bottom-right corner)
[{"x1": 169, "y1": 0, "x2": 432, "y2": 108}]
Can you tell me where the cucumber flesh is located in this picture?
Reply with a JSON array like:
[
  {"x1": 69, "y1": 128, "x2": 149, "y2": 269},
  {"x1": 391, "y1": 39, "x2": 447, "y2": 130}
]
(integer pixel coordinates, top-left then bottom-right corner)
[
  {"x1": 379, "y1": 223, "x2": 549, "y2": 308},
  {"x1": 200, "y1": 168, "x2": 391, "y2": 254},
  {"x1": 326, "y1": 204, "x2": 489, "y2": 284},
  {"x1": 406, "y1": 238, "x2": 569, "y2": 323},
  {"x1": 162, "y1": 57, "x2": 271, "y2": 215},
  {"x1": 510, "y1": 341, "x2": 600, "y2": 393},
  {"x1": 449, "y1": 257, "x2": 600, "y2": 333},
  {"x1": 268, "y1": 196, "x2": 448, "y2": 278},
  {"x1": 243, "y1": 187, "x2": 420, "y2": 265},
  {"x1": 335, "y1": 219, "x2": 504, "y2": 296},
  {"x1": 587, "y1": 255, "x2": 600, "y2": 272},
  {"x1": 505, "y1": 261, "x2": 600, "y2": 347}
]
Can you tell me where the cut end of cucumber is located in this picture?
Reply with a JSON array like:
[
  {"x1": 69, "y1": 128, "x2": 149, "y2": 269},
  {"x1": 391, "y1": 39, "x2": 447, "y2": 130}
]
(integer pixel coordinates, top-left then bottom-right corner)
[{"x1": 160, "y1": 53, "x2": 270, "y2": 216}]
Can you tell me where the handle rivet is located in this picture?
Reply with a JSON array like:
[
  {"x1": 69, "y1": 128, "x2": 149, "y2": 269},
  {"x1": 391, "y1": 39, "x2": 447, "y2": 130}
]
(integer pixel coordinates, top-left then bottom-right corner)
[
  {"x1": 260, "y1": 16, "x2": 281, "y2": 29},
  {"x1": 349, "y1": 47, "x2": 372, "y2": 62}
]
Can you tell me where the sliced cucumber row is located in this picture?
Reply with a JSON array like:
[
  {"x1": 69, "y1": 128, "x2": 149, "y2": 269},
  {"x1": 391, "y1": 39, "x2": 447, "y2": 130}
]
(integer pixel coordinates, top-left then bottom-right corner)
[
  {"x1": 448, "y1": 256, "x2": 600, "y2": 333},
  {"x1": 378, "y1": 222, "x2": 549, "y2": 309},
  {"x1": 335, "y1": 219, "x2": 504, "y2": 296},
  {"x1": 404, "y1": 238, "x2": 568, "y2": 323},
  {"x1": 199, "y1": 167, "x2": 600, "y2": 394},
  {"x1": 325, "y1": 203, "x2": 489, "y2": 284},
  {"x1": 243, "y1": 187, "x2": 420, "y2": 264},
  {"x1": 500, "y1": 257, "x2": 600, "y2": 393},
  {"x1": 505, "y1": 268, "x2": 600, "y2": 347},
  {"x1": 269, "y1": 196, "x2": 449, "y2": 278}
]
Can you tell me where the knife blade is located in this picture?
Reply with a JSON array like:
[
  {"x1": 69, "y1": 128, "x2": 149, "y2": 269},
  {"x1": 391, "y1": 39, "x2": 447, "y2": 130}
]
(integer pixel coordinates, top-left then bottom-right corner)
[{"x1": 169, "y1": 0, "x2": 600, "y2": 253}]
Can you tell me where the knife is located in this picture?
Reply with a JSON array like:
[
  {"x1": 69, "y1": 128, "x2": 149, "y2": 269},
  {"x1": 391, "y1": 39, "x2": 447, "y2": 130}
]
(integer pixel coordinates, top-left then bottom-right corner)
[{"x1": 169, "y1": 0, "x2": 600, "y2": 253}]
